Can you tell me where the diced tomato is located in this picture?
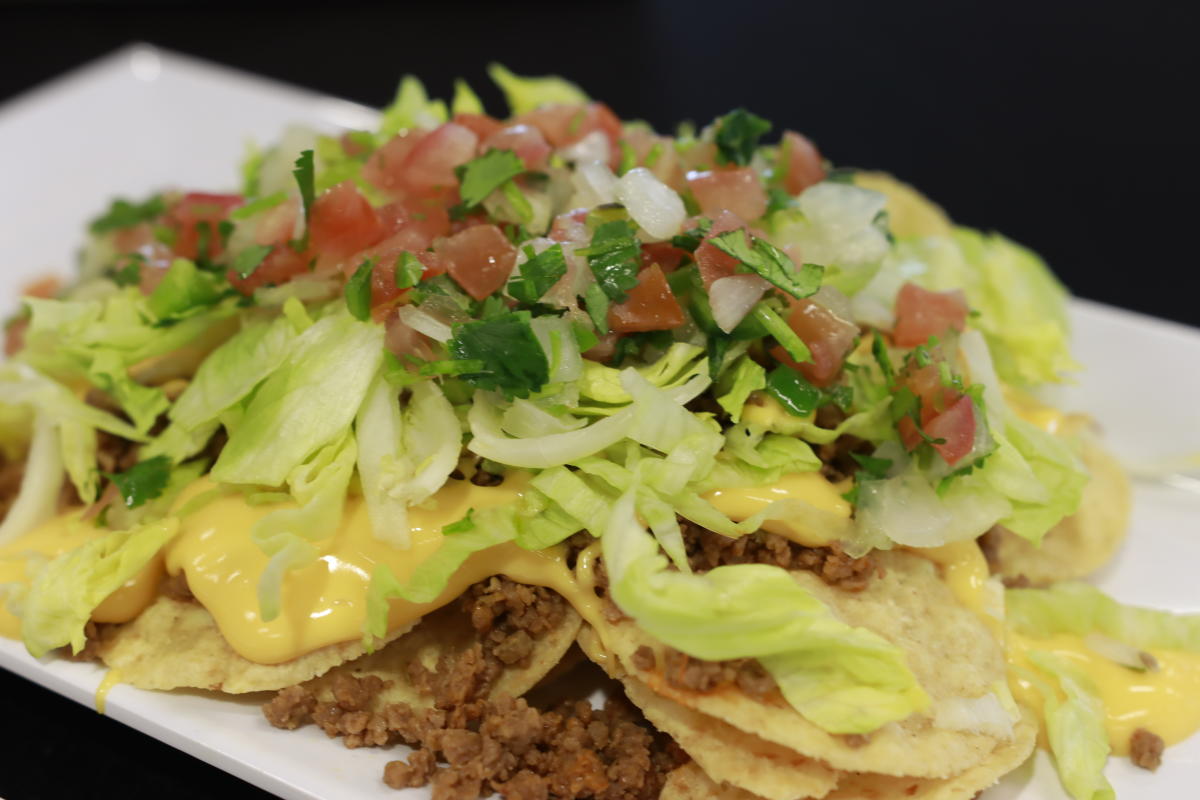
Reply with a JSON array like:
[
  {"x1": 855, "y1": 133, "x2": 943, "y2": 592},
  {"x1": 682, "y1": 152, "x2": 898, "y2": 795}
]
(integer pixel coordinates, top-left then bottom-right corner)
[
  {"x1": 895, "y1": 361, "x2": 966, "y2": 453},
  {"x1": 309, "y1": 182, "x2": 385, "y2": 269},
  {"x1": 435, "y1": 224, "x2": 517, "y2": 301},
  {"x1": 452, "y1": 113, "x2": 505, "y2": 142},
  {"x1": 687, "y1": 167, "x2": 767, "y2": 222},
  {"x1": 640, "y1": 241, "x2": 688, "y2": 273},
  {"x1": 549, "y1": 208, "x2": 590, "y2": 244},
  {"x1": 383, "y1": 308, "x2": 437, "y2": 361},
  {"x1": 922, "y1": 395, "x2": 978, "y2": 466},
  {"x1": 377, "y1": 197, "x2": 451, "y2": 247},
  {"x1": 482, "y1": 124, "x2": 552, "y2": 171},
  {"x1": 518, "y1": 102, "x2": 622, "y2": 149},
  {"x1": 621, "y1": 127, "x2": 684, "y2": 190},
  {"x1": 252, "y1": 197, "x2": 300, "y2": 246},
  {"x1": 693, "y1": 212, "x2": 750, "y2": 288},
  {"x1": 400, "y1": 123, "x2": 479, "y2": 196},
  {"x1": 339, "y1": 131, "x2": 372, "y2": 158},
  {"x1": 892, "y1": 283, "x2": 969, "y2": 347},
  {"x1": 167, "y1": 192, "x2": 242, "y2": 260},
  {"x1": 608, "y1": 265, "x2": 686, "y2": 333},
  {"x1": 772, "y1": 297, "x2": 859, "y2": 387},
  {"x1": 22, "y1": 276, "x2": 61, "y2": 299},
  {"x1": 228, "y1": 244, "x2": 310, "y2": 295},
  {"x1": 363, "y1": 130, "x2": 426, "y2": 194},
  {"x1": 778, "y1": 131, "x2": 825, "y2": 196}
]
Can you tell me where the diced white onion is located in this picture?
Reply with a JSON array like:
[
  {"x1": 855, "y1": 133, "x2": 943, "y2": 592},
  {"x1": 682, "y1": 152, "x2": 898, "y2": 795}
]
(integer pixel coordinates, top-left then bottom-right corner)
[
  {"x1": 812, "y1": 285, "x2": 854, "y2": 323},
  {"x1": 396, "y1": 304, "x2": 452, "y2": 342},
  {"x1": 569, "y1": 162, "x2": 618, "y2": 208},
  {"x1": 933, "y1": 693, "x2": 1016, "y2": 738},
  {"x1": 709, "y1": 275, "x2": 770, "y2": 333},
  {"x1": 615, "y1": 167, "x2": 686, "y2": 240},
  {"x1": 558, "y1": 130, "x2": 611, "y2": 165}
]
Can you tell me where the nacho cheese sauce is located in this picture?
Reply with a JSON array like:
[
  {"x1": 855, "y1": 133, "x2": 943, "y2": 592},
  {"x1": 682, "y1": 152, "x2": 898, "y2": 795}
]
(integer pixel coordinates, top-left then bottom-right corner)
[{"x1": 0, "y1": 469, "x2": 847, "y2": 662}]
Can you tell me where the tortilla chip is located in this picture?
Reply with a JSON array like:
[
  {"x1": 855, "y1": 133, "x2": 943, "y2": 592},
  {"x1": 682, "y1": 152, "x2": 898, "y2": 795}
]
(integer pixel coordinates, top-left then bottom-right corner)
[
  {"x1": 662, "y1": 711, "x2": 1036, "y2": 800},
  {"x1": 986, "y1": 433, "x2": 1130, "y2": 583},
  {"x1": 303, "y1": 600, "x2": 581, "y2": 709},
  {"x1": 583, "y1": 551, "x2": 1012, "y2": 779},
  {"x1": 97, "y1": 595, "x2": 411, "y2": 693}
]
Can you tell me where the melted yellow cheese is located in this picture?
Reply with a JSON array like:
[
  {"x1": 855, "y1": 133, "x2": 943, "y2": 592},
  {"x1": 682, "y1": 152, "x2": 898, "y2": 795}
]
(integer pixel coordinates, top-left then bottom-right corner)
[
  {"x1": 702, "y1": 472, "x2": 851, "y2": 546},
  {"x1": 1003, "y1": 387, "x2": 1088, "y2": 437},
  {"x1": 94, "y1": 668, "x2": 123, "y2": 714},
  {"x1": 911, "y1": 540, "x2": 994, "y2": 619},
  {"x1": 1008, "y1": 631, "x2": 1200, "y2": 755}
]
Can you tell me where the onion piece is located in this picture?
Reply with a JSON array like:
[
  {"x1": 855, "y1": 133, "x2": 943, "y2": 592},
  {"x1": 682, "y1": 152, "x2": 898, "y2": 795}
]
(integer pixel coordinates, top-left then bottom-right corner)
[
  {"x1": 709, "y1": 275, "x2": 770, "y2": 333},
  {"x1": 615, "y1": 167, "x2": 686, "y2": 240},
  {"x1": 396, "y1": 304, "x2": 453, "y2": 342},
  {"x1": 558, "y1": 130, "x2": 611, "y2": 165}
]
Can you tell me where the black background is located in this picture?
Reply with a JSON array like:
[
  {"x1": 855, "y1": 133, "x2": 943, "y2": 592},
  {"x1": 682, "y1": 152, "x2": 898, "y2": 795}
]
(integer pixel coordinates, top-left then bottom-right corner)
[{"x1": 0, "y1": 1, "x2": 1196, "y2": 798}]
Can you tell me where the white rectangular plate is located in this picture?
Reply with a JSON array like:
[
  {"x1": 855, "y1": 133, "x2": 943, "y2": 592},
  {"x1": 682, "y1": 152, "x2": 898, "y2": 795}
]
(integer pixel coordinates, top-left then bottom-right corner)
[{"x1": 1, "y1": 45, "x2": 1197, "y2": 800}]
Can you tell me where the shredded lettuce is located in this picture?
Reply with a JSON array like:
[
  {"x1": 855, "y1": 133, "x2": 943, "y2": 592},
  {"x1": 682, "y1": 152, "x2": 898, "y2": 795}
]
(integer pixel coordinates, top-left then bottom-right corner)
[
  {"x1": 487, "y1": 63, "x2": 589, "y2": 115},
  {"x1": 355, "y1": 376, "x2": 460, "y2": 549},
  {"x1": 211, "y1": 311, "x2": 383, "y2": 487},
  {"x1": 1025, "y1": 651, "x2": 1116, "y2": 800},
  {"x1": 0, "y1": 413, "x2": 63, "y2": 546},
  {"x1": 451, "y1": 78, "x2": 485, "y2": 115},
  {"x1": 1008, "y1": 583, "x2": 1200, "y2": 652},
  {"x1": 21, "y1": 517, "x2": 180, "y2": 657},
  {"x1": 251, "y1": 432, "x2": 357, "y2": 621},
  {"x1": 576, "y1": 343, "x2": 708, "y2": 415},
  {"x1": 378, "y1": 75, "x2": 448, "y2": 141},
  {"x1": 602, "y1": 491, "x2": 928, "y2": 733},
  {"x1": 714, "y1": 356, "x2": 766, "y2": 422}
]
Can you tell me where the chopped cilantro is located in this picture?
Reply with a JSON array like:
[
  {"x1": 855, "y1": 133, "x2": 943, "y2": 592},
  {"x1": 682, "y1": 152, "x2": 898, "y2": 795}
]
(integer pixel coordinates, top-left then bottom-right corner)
[
  {"x1": 714, "y1": 109, "x2": 772, "y2": 167},
  {"x1": 344, "y1": 259, "x2": 374, "y2": 321},
  {"x1": 671, "y1": 217, "x2": 712, "y2": 252},
  {"x1": 824, "y1": 384, "x2": 854, "y2": 412},
  {"x1": 579, "y1": 219, "x2": 641, "y2": 302},
  {"x1": 709, "y1": 230, "x2": 823, "y2": 300},
  {"x1": 448, "y1": 311, "x2": 550, "y2": 398},
  {"x1": 508, "y1": 244, "x2": 568, "y2": 305},
  {"x1": 152, "y1": 224, "x2": 177, "y2": 246},
  {"x1": 292, "y1": 149, "x2": 316, "y2": 250},
  {"x1": 457, "y1": 149, "x2": 525, "y2": 208},
  {"x1": 232, "y1": 245, "x2": 273, "y2": 279},
  {"x1": 89, "y1": 195, "x2": 166, "y2": 235},
  {"x1": 420, "y1": 358, "x2": 489, "y2": 376},
  {"x1": 872, "y1": 330, "x2": 895, "y2": 387},
  {"x1": 850, "y1": 452, "x2": 893, "y2": 480},
  {"x1": 752, "y1": 303, "x2": 812, "y2": 364},
  {"x1": 394, "y1": 252, "x2": 424, "y2": 289},
  {"x1": 765, "y1": 364, "x2": 821, "y2": 417},
  {"x1": 765, "y1": 187, "x2": 794, "y2": 216},
  {"x1": 105, "y1": 455, "x2": 171, "y2": 509},
  {"x1": 583, "y1": 283, "x2": 611, "y2": 335},
  {"x1": 111, "y1": 254, "x2": 144, "y2": 287},
  {"x1": 501, "y1": 180, "x2": 533, "y2": 224},
  {"x1": 572, "y1": 321, "x2": 599, "y2": 353}
]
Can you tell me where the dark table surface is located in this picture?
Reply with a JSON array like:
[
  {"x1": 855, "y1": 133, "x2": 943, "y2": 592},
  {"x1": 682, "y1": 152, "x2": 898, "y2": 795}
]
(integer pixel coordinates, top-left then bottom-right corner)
[{"x1": 0, "y1": 1, "x2": 1197, "y2": 798}]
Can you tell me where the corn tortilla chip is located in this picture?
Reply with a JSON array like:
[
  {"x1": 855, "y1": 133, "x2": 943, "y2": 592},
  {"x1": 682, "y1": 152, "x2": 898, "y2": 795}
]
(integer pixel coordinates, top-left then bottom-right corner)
[
  {"x1": 985, "y1": 434, "x2": 1130, "y2": 583},
  {"x1": 583, "y1": 551, "x2": 1012, "y2": 778},
  {"x1": 97, "y1": 595, "x2": 412, "y2": 693}
]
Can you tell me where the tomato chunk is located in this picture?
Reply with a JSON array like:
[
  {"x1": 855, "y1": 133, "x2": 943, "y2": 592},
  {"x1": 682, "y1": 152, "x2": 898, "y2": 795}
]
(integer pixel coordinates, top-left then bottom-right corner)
[
  {"x1": 310, "y1": 182, "x2": 385, "y2": 267},
  {"x1": 228, "y1": 244, "x2": 309, "y2": 295},
  {"x1": 687, "y1": 168, "x2": 767, "y2": 222},
  {"x1": 168, "y1": 192, "x2": 242, "y2": 260},
  {"x1": 772, "y1": 297, "x2": 859, "y2": 386},
  {"x1": 452, "y1": 113, "x2": 505, "y2": 142},
  {"x1": 435, "y1": 224, "x2": 516, "y2": 301},
  {"x1": 363, "y1": 131, "x2": 426, "y2": 194},
  {"x1": 400, "y1": 122, "x2": 479, "y2": 196},
  {"x1": 893, "y1": 283, "x2": 969, "y2": 347},
  {"x1": 779, "y1": 131, "x2": 825, "y2": 196},
  {"x1": 640, "y1": 241, "x2": 688, "y2": 273},
  {"x1": 608, "y1": 265, "x2": 686, "y2": 333},
  {"x1": 482, "y1": 124, "x2": 552, "y2": 171},
  {"x1": 922, "y1": 395, "x2": 978, "y2": 465},
  {"x1": 520, "y1": 102, "x2": 622, "y2": 149}
]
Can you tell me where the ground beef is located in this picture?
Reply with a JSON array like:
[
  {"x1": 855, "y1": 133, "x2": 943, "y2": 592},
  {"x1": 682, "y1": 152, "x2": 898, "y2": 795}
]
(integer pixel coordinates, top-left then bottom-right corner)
[
  {"x1": 659, "y1": 649, "x2": 779, "y2": 700},
  {"x1": 813, "y1": 406, "x2": 874, "y2": 483},
  {"x1": 1130, "y1": 728, "x2": 1164, "y2": 771},
  {"x1": 266, "y1": 677, "x2": 686, "y2": 799},
  {"x1": 681, "y1": 521, "x2": 880, "y2": 592}
]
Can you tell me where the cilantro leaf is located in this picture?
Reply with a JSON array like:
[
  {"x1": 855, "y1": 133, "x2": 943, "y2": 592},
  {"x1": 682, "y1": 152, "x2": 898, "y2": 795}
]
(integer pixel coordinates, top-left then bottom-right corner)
[
  {"x1": 850, "y1": 452, "x2": 893, "y2": 480},
  {"x1": 872, "y1": 330, "x2": 895, "y2": 387},
  {"x1": 292, "y1": 149, "x2": 316, "y2": 249},
  {"x1": 580, "y1": 219, "x2": 640, "y2": 302},
  {"x1": 583, "y1": 283, "x2": 611, "y2": 335},
  {"x1": 714, "y1": 109, "x2": 772, "y2": 167},
  {"x1": 105, "y1": 456, "x2": 171, "y2": 509},
  {"x1": 508, "y1": 244, "x2": 567, "y2": 305},
  {"x1": 232, "y1": 245, "x2": 273, "y2": 279},
  {"x1": 345, "y1": 259, "x2": 375, "y2": 321},
  {"x1": 394, "y1": 252, "x2": 424, "y2": 289},
  {"x1": 449, "y1": 311, "x2": 550, "y2": 398},
  {"x1": 765, "y1": 364, "x2": 821, "y2": 417},
  {"x1": 112, "y1": 254, "x2": 144, "y2": 287},
  {"x1": 89, "y1": 195, "x2": 166, "y2": 235},
  {"x1": 230, "y1": 191, "x2": 287, "y2": 221},
  {"x1": 671, "y1": 217, "x2": 712, "y2": 252},
  {"x1": 709, "y1": 230, "x2": 823, "y2": 300},
  {"x1": 457, "y1": 149, "x2": 525, "y2": 208},
  {"x1": 501, "y1": 180, "x2": 534, "y2": 224}
]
